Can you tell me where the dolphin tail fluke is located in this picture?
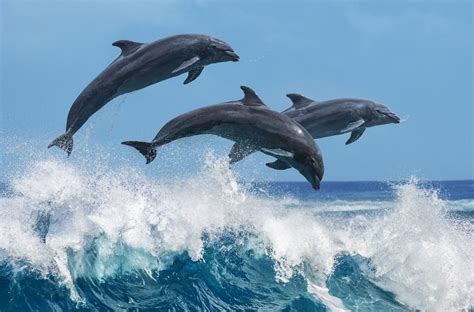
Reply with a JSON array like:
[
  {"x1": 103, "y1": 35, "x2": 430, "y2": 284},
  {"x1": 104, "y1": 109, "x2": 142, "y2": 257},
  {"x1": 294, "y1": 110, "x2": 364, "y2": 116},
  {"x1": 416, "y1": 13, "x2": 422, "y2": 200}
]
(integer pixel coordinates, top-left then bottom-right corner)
[
  {"x1": 48, "y1": 133, "x2": 73, "y2": 156},
  {"x1": 122, "y1": 141, "x2": 157, "y2": 164}
]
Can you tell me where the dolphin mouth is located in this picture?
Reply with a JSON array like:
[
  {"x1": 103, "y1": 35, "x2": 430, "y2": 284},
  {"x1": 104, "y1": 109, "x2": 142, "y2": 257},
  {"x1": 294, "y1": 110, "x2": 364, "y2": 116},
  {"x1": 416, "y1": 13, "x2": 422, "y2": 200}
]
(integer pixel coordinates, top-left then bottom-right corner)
[
  {"x1": 381, "y1": 111, "x2": 400, "y2": 123},
  {"x1": 311, "y1": 174, "x2": 321, "y2": 190},
  {"x1": 225, "y1": 50, "x2": 240, "y2": 62},
  {"x1": 389, "y1": 113, "x2": 401, "y2": 123},
  {"x1": 303, "y1": 166, "x2": 322, "y2": 191}
]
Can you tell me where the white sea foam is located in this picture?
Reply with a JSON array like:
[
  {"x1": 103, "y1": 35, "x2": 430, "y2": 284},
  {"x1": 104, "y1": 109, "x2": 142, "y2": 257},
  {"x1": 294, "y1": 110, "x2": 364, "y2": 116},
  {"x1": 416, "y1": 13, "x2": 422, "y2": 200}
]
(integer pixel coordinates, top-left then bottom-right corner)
[
  {"x1": 350, "y1": 179, "x2": 474, "y2": 310},
  {"x1": 0, "y1": 153, "x2": 472, "y2": 310}
]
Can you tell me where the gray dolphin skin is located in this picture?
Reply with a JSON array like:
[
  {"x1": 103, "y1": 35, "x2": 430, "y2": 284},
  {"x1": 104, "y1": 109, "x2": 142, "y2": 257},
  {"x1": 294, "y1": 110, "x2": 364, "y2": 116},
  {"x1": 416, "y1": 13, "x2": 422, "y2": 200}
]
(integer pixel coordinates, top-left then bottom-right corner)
[
  {"x1": 229, "y1": 93, "x2": 400, "y2": 164},
  {"x1": 49, "y1": 34, "x2": 240, "y2": 156},
  {"x1": 122, "y1": 86, "x2": 324, "y2": 190}
]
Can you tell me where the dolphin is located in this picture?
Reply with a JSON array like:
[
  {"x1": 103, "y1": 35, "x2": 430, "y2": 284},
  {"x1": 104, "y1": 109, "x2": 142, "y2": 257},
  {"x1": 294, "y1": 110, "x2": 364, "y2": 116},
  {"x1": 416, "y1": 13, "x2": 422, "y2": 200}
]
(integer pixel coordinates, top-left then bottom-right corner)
[
  {"x1": 49, "y1": 34, "x2": 240, "y2": 156},
  {"x1": 229, "y1": 93, "x2": 400, "y2": 164},
  {"x1": 122, "y1": 86, "x2": 325, "y2": 190}
]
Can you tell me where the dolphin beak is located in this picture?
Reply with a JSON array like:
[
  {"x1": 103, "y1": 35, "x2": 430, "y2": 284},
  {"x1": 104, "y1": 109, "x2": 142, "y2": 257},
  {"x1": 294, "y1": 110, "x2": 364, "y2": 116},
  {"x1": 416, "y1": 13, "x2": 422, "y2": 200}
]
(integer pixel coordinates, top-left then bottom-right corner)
[
  {"x1": 311, "y1": 180, "x2": 321, "y2": 191},
  {"x1": 390, "y1": 113, "x2": 401, "y2": 123},
  {"x1": 303, "y1": 165, "x2": 323, "y2": 191},
  {"x1": 225, "y1": 50, "x2": 240, "y2": 62},
  {"x1": 311, "y1": 174, "x2": 321, "y2": 190}
]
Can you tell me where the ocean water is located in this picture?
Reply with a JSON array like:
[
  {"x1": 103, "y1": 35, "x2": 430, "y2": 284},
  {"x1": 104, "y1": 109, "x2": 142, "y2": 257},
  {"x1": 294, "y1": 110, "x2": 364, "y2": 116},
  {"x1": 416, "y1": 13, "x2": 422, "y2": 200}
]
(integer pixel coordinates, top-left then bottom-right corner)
[{"x1": 0, "y1": 153, "x2": 473, "y2": 311}]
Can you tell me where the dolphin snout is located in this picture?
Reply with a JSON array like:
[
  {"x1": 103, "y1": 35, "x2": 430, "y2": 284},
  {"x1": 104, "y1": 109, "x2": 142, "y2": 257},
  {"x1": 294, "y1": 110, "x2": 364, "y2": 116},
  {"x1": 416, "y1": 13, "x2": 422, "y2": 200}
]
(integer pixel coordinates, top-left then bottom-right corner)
[
  {"x1": 304, "y1": 158, "x2": 324, "y2": 191},
  {"x1": 375, "y1": 104, "x2": 401, "y2": 124},
  {"x1": 310, "y1": 173, "x2": 321, "y2": 190},
  {"x1": 312, "y1": 180, "x2": 320, "y2": 190},
  {"x1": 225, "y1": 50, "x2": 240, "y2": 62},
  {"x1": 389, "y1": 112, "x2": 401, "y2": 123}
]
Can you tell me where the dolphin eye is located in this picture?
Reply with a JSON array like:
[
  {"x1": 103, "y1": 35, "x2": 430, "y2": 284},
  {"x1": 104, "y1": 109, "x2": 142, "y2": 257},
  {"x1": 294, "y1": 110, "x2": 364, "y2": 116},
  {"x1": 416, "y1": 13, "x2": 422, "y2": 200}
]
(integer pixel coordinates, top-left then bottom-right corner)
[{"x1": 209, "y1": 44, "x2": 221, "y2": 52}]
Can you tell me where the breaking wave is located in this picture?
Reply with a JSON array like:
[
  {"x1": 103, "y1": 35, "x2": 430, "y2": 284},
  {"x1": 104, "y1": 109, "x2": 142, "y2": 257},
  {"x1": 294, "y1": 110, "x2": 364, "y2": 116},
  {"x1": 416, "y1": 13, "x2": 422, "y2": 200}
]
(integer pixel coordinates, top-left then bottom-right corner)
[{"x1": 0, "y1": 151, "x2": 473, "y2": 311}]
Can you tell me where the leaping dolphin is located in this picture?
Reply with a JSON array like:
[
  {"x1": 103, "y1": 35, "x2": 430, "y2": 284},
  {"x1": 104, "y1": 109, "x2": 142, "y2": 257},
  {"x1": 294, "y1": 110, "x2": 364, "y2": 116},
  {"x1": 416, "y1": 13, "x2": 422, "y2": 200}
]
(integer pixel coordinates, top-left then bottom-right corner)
[
  {"x1": 49, "y1": 34, "x2": 240, "y2": 156},
  {"x1": 122, "y1": 86, "x2": 325, "y2": 190},
  {"x1": 229, "y1": 94, "x2": 400, "y2": 164}
]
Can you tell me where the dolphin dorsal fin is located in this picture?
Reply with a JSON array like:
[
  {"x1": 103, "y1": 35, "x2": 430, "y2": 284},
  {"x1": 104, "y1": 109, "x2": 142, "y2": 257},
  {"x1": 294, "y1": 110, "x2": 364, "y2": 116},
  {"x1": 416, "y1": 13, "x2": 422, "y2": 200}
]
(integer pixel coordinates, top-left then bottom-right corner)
[
  {"x1": 112, "y1": 40, "x2": 143, "y2": 56},
  {"x1": 286, "y1": 93, "x2": 314, "y2": 110},
  {"x1": 240, "y1": 86, "x2": 266, "y2": 107}
]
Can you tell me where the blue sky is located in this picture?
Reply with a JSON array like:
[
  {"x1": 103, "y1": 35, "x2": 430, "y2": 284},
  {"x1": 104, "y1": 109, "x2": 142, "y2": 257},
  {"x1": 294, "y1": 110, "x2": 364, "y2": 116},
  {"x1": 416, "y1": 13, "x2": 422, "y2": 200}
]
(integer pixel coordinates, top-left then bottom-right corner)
[{"x1": 0, "y1": 0, "x2": 472, "y2": 181}]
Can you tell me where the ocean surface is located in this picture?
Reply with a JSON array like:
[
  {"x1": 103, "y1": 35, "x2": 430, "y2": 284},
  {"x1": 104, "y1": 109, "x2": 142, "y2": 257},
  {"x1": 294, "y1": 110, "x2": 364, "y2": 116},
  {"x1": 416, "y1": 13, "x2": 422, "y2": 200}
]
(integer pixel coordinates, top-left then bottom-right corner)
[{"x1": 0, "y1": 155, "x2": 473, "y2": 311}]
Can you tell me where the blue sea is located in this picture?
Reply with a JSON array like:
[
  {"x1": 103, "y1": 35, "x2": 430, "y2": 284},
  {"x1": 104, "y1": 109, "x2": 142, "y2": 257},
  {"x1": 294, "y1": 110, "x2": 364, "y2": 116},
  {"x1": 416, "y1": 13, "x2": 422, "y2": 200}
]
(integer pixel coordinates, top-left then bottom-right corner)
[{"x1": 0, "y1": 155, "x2": 473, "y2": 311}]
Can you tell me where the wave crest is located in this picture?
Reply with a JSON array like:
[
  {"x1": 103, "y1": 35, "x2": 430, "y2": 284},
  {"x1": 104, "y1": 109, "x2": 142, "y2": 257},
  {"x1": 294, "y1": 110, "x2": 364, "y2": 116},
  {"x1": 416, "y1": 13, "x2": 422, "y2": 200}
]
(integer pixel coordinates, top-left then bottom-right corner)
[{"x1": 0, "y1": 154, "x2": 472, "y2": 310}]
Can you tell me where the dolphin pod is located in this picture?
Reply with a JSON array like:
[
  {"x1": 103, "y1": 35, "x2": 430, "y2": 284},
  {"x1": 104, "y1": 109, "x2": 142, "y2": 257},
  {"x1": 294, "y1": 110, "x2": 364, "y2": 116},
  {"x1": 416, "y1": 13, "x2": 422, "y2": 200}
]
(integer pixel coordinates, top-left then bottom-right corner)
[
  {"x1": 49, "y1": 34, "x2": 239, "y2": 156},
  {"x1": 49, "y1": 33, "x2": 401, "y2": 190},
  {"x1": 122, "y1": 86, "x2": 324, "y2": 190},
  {"x1": 228, "y1": 94, "x2": 400, "y2": 164}
]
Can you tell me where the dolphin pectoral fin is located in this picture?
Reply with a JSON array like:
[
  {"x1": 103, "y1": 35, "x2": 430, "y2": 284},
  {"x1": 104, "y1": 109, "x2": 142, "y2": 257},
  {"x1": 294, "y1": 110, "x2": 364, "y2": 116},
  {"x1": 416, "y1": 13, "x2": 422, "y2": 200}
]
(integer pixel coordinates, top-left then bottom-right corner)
[
  {"x1": 340, "y1": 119, "x2": 365, "y2": 133},
  {"x1": 266, "y1": 160, "x2": 291, "y2": 170},
  {"x1": 172, "y1": 56, "x2": 200, "y2": 74},
  {"x1": 345, "y1": 128, "x2": 366, "y2": 145},
  {"x1": 260, "y1": 148, "x2": 294, "y2": 159},
  {"x1": 240, "y1": 86, "x2": 267, "y2": 107},
  {"x1": 112, "y1": 40, "x2": 143, "y2": 56},
  {"x1": 229, "y1": 142, "x2": 257, "y2": 164},
  {"x1": 183, "y1": 66, "x2": 204, "y2": 84}
]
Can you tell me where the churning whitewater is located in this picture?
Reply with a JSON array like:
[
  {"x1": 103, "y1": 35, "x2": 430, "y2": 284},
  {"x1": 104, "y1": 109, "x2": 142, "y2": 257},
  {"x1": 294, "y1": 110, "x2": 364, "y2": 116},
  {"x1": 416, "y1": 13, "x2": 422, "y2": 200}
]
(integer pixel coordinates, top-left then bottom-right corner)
[{"x1": 0, "y1": 151, "x2": 473, "y2": 311}]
